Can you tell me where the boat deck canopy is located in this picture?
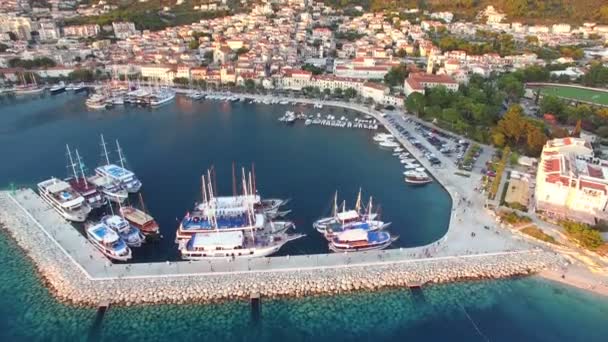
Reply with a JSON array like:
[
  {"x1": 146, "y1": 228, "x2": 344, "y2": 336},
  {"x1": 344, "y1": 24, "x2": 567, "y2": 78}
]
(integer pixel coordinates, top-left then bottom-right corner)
[
  {"x1": 336, "y1": 228, "x2": 368, "y2": 242},
  {"x1": 336, "y1": 210, "x2": 359, "y2": 222},
  {"x1": 43, "y1": 179, "x2": 71, "y2": 194},
  {"x1": 191, "y1": 231, "x2": 244, "y2": 249},
  {"x1": 122, "y1": 208, "x2": 153, "y2": 225},
  {"x1": 98, "y1": 164, "x2": 133, "y2": 180},
  {"x1": 88, "y1": 224, "x2": 119, "y2": 243}
]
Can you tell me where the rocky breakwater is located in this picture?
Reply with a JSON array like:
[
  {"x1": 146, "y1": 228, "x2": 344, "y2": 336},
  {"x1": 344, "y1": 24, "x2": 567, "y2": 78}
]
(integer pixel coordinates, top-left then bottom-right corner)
[{"x1": 0, "y1": 192, "x2": 562, "y2": 307}]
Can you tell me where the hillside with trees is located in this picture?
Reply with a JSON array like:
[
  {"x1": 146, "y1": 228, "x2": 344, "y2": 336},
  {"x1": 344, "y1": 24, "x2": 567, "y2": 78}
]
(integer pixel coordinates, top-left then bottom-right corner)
[
  {"x1": 324, "y1": 0, "x2": 608, "y2": 24},
  {"x1": 64, "y1": 0, "x2": 234, "y2": 31}
]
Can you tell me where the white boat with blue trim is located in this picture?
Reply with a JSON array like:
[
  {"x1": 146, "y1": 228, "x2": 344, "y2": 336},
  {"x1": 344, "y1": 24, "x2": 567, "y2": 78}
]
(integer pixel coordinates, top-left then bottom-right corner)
[
  {"x1": 329, "y1": 228, "x2": 397, "y2": 252},
  {"x1": 95, "y1": 134, "x2": 142, "y2": 193},
  {"x1": 86, "y1": 222, "x2": 132, "y2": 261},
  {"x1": 102, "y1": 214, "x2": 145, "y2": 247}
]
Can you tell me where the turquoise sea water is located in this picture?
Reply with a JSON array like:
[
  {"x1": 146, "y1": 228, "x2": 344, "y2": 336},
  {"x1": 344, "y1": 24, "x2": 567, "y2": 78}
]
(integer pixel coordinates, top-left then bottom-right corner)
[{"x1": 1, "y1": 93, "x2": 608, "y2": 341}]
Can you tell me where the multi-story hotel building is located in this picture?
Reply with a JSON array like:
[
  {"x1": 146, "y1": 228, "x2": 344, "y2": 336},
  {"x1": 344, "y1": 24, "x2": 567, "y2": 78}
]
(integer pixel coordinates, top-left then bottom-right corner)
[{"x1": 535, "y1": 137, "x2": 608, "y2": 224}]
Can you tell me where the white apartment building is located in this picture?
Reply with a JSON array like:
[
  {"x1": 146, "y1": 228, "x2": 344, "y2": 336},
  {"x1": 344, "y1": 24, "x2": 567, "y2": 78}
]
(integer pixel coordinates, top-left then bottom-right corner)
[
  {"x1": 112, "y1": 22, "x2": 138, "y2": 39},
  {"x1": 535, "y1": 137, "x2": 608, "y2": 224},
  {"x1": 63, "y1": 24, "x2": 100, "y2": 38},
  {"x1": 38, "y1": 21, "x2": 60, "y2": 41},
  {"x1": 140, "y1": 64, "x2": 175, "y2": 81},
  {"x1": 0, "y1": 15, "x2": 32, "y2": 40}
]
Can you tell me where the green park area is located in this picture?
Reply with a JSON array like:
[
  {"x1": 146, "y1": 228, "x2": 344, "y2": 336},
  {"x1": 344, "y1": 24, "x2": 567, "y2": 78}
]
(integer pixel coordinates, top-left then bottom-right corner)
[{"x1": 539, "y1": 86, "x2": 608, "y2": 106}]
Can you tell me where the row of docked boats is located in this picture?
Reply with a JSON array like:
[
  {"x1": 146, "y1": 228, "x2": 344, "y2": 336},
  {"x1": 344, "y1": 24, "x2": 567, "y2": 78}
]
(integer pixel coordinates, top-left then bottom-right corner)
[
  {"x1": 175, "y1": 167, "x2": 303, "y2": 259},
  {"x1": 314, "y1": 190, "x2": 398, "y2": 252},
  {"x1": 373, "y1": 133, "x2": 433, "y2": 185},
  {"x1": 85, "y1": 84, "x2": 176, "y2": 110},
  {"x1": 36, "y1": 135, "x2": 159, "y2": 261},
  {"x1": 1, "y1": 77, "x2": 87, "y2": 96}
]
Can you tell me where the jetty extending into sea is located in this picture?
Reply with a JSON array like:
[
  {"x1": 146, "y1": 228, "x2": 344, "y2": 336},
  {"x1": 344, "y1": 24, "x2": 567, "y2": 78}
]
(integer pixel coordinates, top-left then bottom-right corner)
[{"x1": 0, "y1": 97, "x2": 564, "y2": 306}]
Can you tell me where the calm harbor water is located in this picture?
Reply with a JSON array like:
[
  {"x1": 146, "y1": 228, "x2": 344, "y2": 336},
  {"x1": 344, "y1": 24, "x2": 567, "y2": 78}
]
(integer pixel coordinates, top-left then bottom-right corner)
[{"x1": 1, "y1": 93, "x2": 608, "y2": 341}]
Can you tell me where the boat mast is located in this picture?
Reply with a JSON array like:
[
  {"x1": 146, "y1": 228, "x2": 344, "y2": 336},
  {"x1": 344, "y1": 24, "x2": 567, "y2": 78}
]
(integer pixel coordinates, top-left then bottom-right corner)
[
  {"x1": 201, "y1": 175, "x2": 208, "y2": 203},
  {"x1": 242, "y1": 169, "x2": 255, "y2": 242},
  {"x1": 368, "y1": 196, "x2": 373, "y2": 217},
  {"x1": 210, "y1": 165, "x2": 217, "y2": 197},
  {"x1": 332, "y1": 191, "x2": 338, "y2": 217},
  {"x1": 116, "y1": 140, "x2": 126, "y2": 169},
  {"x1": 100, "y1": 134, "x2": 110, "y2": 165},
  {"x1": 75, "y1": 149, "x2": 88, "y2": 189},
  {"x1": 232, "y1": 162, "x2": 236, "y2": 196},
  {"x1": 207, "y1": 169, "x2": 217, "y2": 230},
  {"x1": 66, "y1": 144, "x2": 78, "y2": 180},
  {"x1": 341, "y1": 200, "x2": 346, "y2": 213},
  {"x1": 355, "y1": 187, "x2": 362, "y2": 212},
  {"x1": 252, "y1": 163, "x2": 256, "y2": 195},
  {"x1": 248, "y1": 171, "x2": 253, "y2": 200},
  {"x1": 138, "y1": 193, "x2": 147, "y2": 213}
]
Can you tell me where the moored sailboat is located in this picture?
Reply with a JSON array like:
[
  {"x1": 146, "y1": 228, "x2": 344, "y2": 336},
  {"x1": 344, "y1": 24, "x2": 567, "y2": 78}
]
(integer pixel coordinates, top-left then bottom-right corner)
[
  {"x1": 313, "y1": 189, "x2": 381, "y2": 234},
  {"x1": 65, "y1": 145, "x2": 106, "y2": 209},
  {"x1": 120, "y1": 193, "x2": 160, "y2": 238},
  {"x1": 95, "y1": 135, "x2": 142, "y2": 193}
]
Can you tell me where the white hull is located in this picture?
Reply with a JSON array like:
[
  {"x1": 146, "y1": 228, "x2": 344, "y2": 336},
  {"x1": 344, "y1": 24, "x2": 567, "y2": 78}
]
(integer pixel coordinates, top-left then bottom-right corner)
[
  {"x1": 87, "y1": 233, "x2": 132, "y2": 261},
  {"x1": 181, "y1": 243, "x2": 283, "y2": 260},
  {"x1": 101, "y1": 188, "x2": 128, "y2": 203},
  {"x1": 38, "y1": 190, "x2": 91, "y2": 222},
  {"x1": 329, "y1": 238, "x2": 395, "y2": 252},
  {"x1": 15, "y1": 87, "x2": 44, "y2": 95},
  {"x1": 150, "y1": 92, "x2": 175, "y2": 106},
  {"x1": 86, "y1": 102, "x2": 107, "y2": 109}
]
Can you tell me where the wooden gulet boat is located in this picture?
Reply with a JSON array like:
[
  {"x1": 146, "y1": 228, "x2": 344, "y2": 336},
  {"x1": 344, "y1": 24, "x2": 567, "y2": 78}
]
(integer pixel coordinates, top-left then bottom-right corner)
[{"x1": 119, "y1": 193, "x2": 161, "y2": 239}]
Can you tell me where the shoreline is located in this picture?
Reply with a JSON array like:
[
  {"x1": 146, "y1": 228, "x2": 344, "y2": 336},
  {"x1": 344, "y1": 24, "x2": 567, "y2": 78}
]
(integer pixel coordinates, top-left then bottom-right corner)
[{"x1": 538, "y1": 269, "x2": 608, "y2": 297}]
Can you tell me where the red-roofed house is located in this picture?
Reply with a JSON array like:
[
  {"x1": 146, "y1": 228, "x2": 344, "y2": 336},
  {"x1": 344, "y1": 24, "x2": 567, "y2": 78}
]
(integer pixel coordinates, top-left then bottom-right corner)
[{"x1": 404, "y1": 72, "x2": 458, "y2": 96}]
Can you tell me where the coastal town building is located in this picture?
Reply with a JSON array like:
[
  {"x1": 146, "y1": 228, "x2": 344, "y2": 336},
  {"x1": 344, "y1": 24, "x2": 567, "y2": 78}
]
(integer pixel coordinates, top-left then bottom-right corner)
[
  {"x1": 403, "y1": 72, "x2": 458, "y2": 96},
  {"x1": 535, "y1": 137, "x2": 608, "y2": 224},
  {"x1": 63, "y1": 24, "x2": 100, "y2": 38}
]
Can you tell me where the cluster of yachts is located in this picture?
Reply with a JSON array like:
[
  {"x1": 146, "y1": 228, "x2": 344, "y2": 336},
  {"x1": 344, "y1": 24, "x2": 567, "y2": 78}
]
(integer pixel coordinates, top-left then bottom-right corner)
[
  {"x1": 314, "y1": 190, "x2": 398, "y2": 252},
  {"x1": 37, "y1": 135, "x2": 159, "y2": 261},
  {"x1": 86, "y1": 82, "x2": 176, "y2": 109},
  {"x1": 0, "y1": 78, "x2": 87, "y2": 96},
  {"x1": 35, "y1": 139, "x2": 402, "y2": 261},
  {"x1": 373, "y1": 133, "x2": 433, "y2": 185},
  {"x1": 277, "y1": 110, "x2": 380, "y2": 131},
  {"x1": 175, "y1": 167, "x2": 302, "y2": 259}
]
